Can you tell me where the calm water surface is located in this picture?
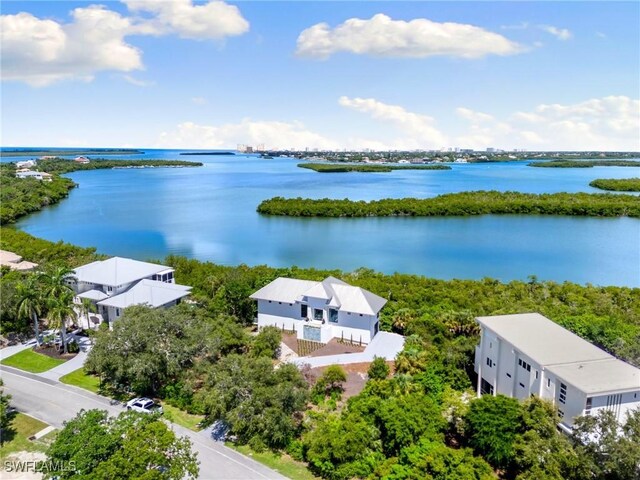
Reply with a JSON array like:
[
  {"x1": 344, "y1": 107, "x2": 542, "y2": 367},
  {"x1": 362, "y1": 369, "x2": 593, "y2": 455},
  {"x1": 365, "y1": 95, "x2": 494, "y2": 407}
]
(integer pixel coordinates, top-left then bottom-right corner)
[{"x1": 11, "y1": 151, "x2": 640, "y2": 287}]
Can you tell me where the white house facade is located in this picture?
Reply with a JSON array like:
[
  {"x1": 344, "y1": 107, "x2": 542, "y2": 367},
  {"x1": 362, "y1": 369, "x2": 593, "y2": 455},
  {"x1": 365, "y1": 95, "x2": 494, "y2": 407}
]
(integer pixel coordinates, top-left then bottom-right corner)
[
  {"x1": 69, "y1": 257, "x2": 191, "y2": 326},
  {"x1": 250, "y1": 276, "x2": 387, "y2": 344},
  {"x1": 474, "y1": 313, "x2": 640, "y2": 431}
]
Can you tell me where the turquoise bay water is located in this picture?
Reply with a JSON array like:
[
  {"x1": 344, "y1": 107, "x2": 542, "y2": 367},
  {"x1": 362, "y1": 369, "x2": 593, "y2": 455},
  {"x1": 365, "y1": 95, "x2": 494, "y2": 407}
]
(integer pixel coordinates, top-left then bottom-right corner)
[{"x1": 12, "y1": 151, "x2": 640, "y2": 287}]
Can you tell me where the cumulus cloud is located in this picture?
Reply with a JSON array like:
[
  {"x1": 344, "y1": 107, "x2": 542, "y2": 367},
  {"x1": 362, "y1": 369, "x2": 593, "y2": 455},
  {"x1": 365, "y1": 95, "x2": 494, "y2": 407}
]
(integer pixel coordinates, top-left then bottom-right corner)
[
  {"x1": 156, "y1": 119, "x2": 339, "y2": 150},
  {"x1": 457, "y1": 96, "x2": 639, "y2": 151},
  {"x1": 296, "y1": 14, "x2": 524, "y2": 59},
  {"x1": 124, "y1": 0, "x2": 249, "y2": 40},
  {"x1": 339, "y1": 96, "x2": 448, "y2": 148},
  {"x1": 155, "y1": 96, "x2": 639, "y2": 151},
  {"x1": 1, "y1": 1, "x2": 249, "y2": 86},
  {"x1": 539, "y1": 25, "x2": 572, "y2": 41},
  {"x1": 1, "y1": 7, "x2": 142, "y2": 86}
]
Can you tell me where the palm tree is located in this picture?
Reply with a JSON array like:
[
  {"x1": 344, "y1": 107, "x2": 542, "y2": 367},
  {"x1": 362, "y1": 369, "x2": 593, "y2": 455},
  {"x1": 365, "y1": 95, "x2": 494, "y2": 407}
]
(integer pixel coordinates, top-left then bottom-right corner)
[
  {"x1": 38, "y1": 265, "x2": 76, "y2": 299},
  {"x1": 15, "y1": 276, "x2": 43, "y2": 346},
  {"x1": 79, "y1": 297, "x2": 97, "y2": 329},
  {"x1": 47, "y1": 290, "x2": 77, "y2": 354}
]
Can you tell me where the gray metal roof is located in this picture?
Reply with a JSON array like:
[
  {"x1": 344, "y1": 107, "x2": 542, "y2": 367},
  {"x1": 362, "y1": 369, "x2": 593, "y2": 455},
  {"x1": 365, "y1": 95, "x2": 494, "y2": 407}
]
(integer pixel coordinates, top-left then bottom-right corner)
[
  {"x1": 77, "y1": 289, "x2": 109, "y2": 301},
  {"x1": 547, "y1": 358, "x2": 640, "y2": 395},
  {"x1": 477, "y1": 312, "x2": 640, "y2": 394},
  {"x1": 477, "y1": 313, "x2": 611, "y2": 366},
  {"x1": 97, "y1": 280, "x2": 191, "y2": 309},
  {"x1": 250, "y1": 276, "x2": 387, "y2": 315},
  {"x1": 73, "y1": 257, "x2": 171, "y2": 287}
]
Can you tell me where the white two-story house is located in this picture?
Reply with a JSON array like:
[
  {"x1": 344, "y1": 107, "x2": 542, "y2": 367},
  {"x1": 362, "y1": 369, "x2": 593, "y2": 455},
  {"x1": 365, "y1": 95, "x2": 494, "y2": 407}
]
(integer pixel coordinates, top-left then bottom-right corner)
[
  {"x1": 474, "y1": 313, "x2": 640, "y2": 432},
  {"x1": 69, "y1": 257, "x2": 191, "y2": 326},
  {"x1": 250, "y1": 276, "x2": 387, "y2": 344}
]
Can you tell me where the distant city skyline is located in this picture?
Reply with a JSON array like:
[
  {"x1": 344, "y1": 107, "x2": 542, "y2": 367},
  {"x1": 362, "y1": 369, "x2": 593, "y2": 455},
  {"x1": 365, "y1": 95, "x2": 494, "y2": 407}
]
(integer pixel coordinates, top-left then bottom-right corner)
[{"x1": 2, "y1": 1, "x2": 639, "y2": 151}]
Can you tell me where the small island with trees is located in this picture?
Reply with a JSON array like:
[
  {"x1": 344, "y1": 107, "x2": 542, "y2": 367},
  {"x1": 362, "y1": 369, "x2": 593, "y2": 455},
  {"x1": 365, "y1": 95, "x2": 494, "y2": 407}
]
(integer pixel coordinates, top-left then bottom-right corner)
[
  {"x1": 590, "y1": 178, "x2": 640, "y2": 192},
  {"x1": 257, "y1": 191, "x2": 640, "y2": 218},
  {"x1": 298, "y1": 162, "x2": 452, "y2": 173},
  {"x1": 528, "y1": 160, "x2": 640, "y2": 168}
]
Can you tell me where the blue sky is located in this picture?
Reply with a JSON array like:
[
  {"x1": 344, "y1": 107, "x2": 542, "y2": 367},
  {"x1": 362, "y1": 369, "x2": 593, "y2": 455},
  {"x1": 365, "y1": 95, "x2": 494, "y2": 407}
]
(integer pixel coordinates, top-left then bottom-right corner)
[{"x1": 2, "y1": 1, "x2": 639, "y2": 150}]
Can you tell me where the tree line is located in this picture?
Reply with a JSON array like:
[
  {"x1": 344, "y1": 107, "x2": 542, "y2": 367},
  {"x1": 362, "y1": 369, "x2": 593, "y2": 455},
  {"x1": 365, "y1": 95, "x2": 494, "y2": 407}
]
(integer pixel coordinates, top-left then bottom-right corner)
[
  {"x1": 590, "y1": 178, "x2": 640, "y2": 192},
  {"x1": 36, "y1": 157, "x2": 202, "y2": 174},
  {"x1": 298, "y1": 163, "x2": 452, "y2": 173},
  {"x1": 529, "y1": 160, "x2": 640, "y2": 168},
  {"x1": 257, "y1": 191, "x2": 640, "y2": 218}
]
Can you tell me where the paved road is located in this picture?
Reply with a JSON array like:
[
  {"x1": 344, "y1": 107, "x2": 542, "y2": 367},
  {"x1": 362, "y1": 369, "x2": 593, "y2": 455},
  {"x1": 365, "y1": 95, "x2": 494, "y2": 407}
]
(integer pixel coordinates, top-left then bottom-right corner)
[{"x1": 1, "y1": 367, "x2": 287, "y2": 480}]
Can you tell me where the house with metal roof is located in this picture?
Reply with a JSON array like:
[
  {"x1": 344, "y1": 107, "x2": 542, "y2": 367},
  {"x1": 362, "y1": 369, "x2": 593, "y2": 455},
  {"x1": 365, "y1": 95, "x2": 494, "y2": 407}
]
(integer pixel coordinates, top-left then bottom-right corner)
[
  {"x1": 69, "y1": 257, "x2": 191, "y2": 327},
  {"x1": 474, "y1": 313, "x2": 640, "y2": 431},
  {"x1": 250, "y1": 276, "x2": 387, "y2": 344}
]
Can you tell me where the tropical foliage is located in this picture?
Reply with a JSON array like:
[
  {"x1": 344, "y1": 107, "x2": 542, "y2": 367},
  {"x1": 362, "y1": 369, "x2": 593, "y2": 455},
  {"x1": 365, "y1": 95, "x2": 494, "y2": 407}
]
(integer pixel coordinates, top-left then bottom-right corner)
[
  {"x1": 529, "y1": 160, "x2": 640, "y2": 168},
  {"x1": 45, "y1": 409, "x2": 198, "y2": 479},
  {"x1": 590, "y1": 178, "x2": 640, "y2": 192},
  {"x1": 298, "y1": 163, "x2": 451, "y2": 173},
  {"x1": 36, "y1": 157, "x2": 202, "y2": 174},
  {"x1": 257, "y1": 191, "x2": 640, "y2": 218}
]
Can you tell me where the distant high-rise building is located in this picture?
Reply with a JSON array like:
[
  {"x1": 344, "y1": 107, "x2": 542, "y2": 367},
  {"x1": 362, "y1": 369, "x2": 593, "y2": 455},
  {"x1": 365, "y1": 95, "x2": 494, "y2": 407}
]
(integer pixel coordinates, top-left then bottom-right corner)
[
  {"x1": 486, "y1": 147, "x2": 496, "y2": 153},
  {"x1": 256, "y1": 143, "x2": 265, "y2": 152}
]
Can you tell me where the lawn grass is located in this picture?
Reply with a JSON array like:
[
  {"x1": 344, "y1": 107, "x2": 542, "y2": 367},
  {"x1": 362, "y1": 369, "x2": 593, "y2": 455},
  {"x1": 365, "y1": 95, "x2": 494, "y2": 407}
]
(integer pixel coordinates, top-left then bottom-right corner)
[
  {"x1": 161, "y1": 402, "x2": 205, "y2": 432},
  {"x1": 59, "y1": 368, "x2": 101, "y2": 393},
  {"x1": 227, "y1": 443, "x2": 319, "y2": 480},
  {"x1": 0, "y1": 413, "x2": 53, "y2": 460},
  {"x1": 1, "y1": 348, "x2": 65, "y2": 373}
]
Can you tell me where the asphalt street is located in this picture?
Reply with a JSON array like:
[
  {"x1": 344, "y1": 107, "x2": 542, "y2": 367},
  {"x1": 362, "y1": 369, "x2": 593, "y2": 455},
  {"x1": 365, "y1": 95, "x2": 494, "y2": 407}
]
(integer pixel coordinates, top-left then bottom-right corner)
[{"x1": 1, "y1": 366, "x2": 287, "y2": 480}]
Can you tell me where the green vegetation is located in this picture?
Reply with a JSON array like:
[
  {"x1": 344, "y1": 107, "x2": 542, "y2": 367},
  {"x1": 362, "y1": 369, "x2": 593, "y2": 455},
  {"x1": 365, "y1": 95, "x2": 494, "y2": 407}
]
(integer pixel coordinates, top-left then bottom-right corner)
[
  {"x1": 529, "y1": 160, "x2": 640, "y2": 168},
  {"x1": 36, "y1": 157, "x2": 202, "y2": 174},
  {"x1": 590, "y1": 178, "x2": 640, "y2": 192},
  {"x1": 45, "y1": 409, "x2": 198, "y2": 479},
  {"x1": 1, "y1": 149, "x2": 142, "y2": 157},
  {"x1": 0, "y1": 163, "x2": 75, "y2": 224},
  {"x1": 228, "y1": 443, "x2": 320, "y2": 480},
  {"x1": 298, "y1": 162, "x2": 451, "y2": 173},
  {"x1": 1, "y1": 348, "x2": 65, "y2": 373},
  {"x1": 367, "y1": 356, "x2": 390, "y2": 380},
  {"x1": 0, "y1": 412, "x2": 51, "y2": 460},
  {"x1": 161, "y1": 402, "x2": 205, "y2": 432},
  {"x1": 257, "y1": 191, "x2": 640, "y2": 218},
  {"x1": 59, "y1": 368, "x2": 101, "y2": 393}
]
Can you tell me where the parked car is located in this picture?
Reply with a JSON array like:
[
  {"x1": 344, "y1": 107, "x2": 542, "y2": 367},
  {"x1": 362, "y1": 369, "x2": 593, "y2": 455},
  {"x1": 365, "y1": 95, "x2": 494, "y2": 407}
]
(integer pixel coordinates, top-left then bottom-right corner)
[{"x1": 125, "y1": 397, "x2": 163, "y2": 414}]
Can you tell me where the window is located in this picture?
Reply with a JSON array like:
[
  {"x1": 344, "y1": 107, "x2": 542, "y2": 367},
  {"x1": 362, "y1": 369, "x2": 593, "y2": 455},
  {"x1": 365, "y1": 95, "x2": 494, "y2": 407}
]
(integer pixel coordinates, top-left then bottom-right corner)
[
  {"x1": 518, "y1": 359, "x2": 531, "y2": 372},
  {"x1": 559, "y1": 382, "x2": 567, "y2": 404},
  {"x1": 547, "y1": 378, "x2": 551, "y2": 388},
  {"x1": 313, "y1": 308, "x2": 323, "y2": 321},
  {"x1": 329, "y1": 308, "x2": 338, "y2": 323},
  {"x1": 519, "y1": 382, "x2": 525, "y2": 388},
  {"x1": 301, "y1": 304, "x2": 308, "y2": 318},
  {"x1": 506, "y1": 373, "x2": 512, "y2": 378},
  {"x1": 480, "y1": 378, "x2": 494, "y2": 395},
  {"x1": 486, "y1": 357, "x2": 493, "y2": 368},
  {"x1": 535, "y1": 371, "x2": 539, "y2": 379},
  {"x1": 116, "y1": 308, "x2": 120, "y2": 317},
  {"x1": 585, "y1": 397, "x2": 593, "y2": 415},
  {"x1": 558, "y1": 410, "x2": 564, "y2": 419}
]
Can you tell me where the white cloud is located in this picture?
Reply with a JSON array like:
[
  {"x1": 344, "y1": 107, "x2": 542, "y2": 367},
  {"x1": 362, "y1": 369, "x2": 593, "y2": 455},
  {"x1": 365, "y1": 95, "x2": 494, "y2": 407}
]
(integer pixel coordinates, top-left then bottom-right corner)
[
  {"x1": 539, "y1": 25, "x2": 572, "y2": 41},
  {"x1": 462, "y1": 96, "x2": 640, "y2": 151},
  {"x1": 156, "y1": 119, "x2": 339, "y2": 150},
  {"x1": 1, "y1": 1, "x2": 249, "y2": 86},
  {"x1": 296, "y1": 14, "x2": 524, "y2": 59},
  {"x1": 191, "y1": 97, "x2": 208, "y2": 105},
  {"x1": 1, "y1": 7, "x2": 142, "y2": 86},
  {"x1": 500, "y1": 22, "x2": 529, "y2": 30},
  {"x1": 124, "y1": 0, "x2": 249, "y2": 40},
  {"x1": 339, "y1": 96, "x2": 448, "y2": 148},
  {"x1": 121, "y1": 74, "x2": 155, "y2": 87}
]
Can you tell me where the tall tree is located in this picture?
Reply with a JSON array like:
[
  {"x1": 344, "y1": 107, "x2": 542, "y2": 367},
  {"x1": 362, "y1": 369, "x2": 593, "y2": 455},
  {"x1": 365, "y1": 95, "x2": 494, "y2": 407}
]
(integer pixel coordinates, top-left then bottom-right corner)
[
  {"x1": 47, "y1": 290, "x2": 77, "y2": 354},
  {"x1": 0, "y1": 379, "x2": 12, "y2": 446},
  {"x1": 15, "y1": 276, "x2": 43, "y2": 345},
  {"x1": 45, "y1": 409, "x2": 199, "y2": 479},
  {"x1": 38, "y1": 264, "x2": 76, "y2": 299}
]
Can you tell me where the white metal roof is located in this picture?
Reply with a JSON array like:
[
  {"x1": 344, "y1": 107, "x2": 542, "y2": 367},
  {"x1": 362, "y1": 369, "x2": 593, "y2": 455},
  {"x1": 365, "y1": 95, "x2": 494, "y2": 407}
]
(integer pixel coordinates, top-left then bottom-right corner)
[
  {"x1": 250, "y1": 276, "x2": 387, "y2": 315},
  {"x1": 77, "y1": 289, "x2": 109, "y2": 301},
  {"x1": 547, "y1": 358, "x2": 640, "y2": 395},
  {"x1": 249, "y1": 278, "x2": 319, "y2": 304},
  {"x1": 477, "y1": 313, "x2": 612, "y2": 366},
  {"x1": 73, "y1": 257, "x2": 171, "y2": 287},
  {"x1": 97, "y1": 280, "x2": 191, "y2": 309}
]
